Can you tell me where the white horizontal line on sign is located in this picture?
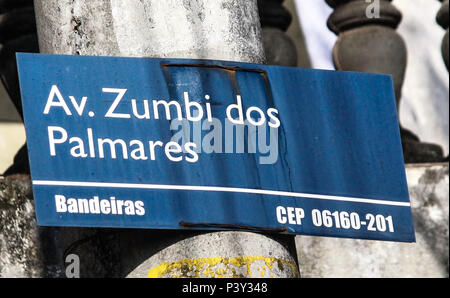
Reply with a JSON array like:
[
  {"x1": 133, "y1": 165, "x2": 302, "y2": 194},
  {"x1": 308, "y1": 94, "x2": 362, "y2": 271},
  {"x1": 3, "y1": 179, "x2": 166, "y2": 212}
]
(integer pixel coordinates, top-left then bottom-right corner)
[{"x1": 32, "y1": 180, "x2": 411, "y2": 207}]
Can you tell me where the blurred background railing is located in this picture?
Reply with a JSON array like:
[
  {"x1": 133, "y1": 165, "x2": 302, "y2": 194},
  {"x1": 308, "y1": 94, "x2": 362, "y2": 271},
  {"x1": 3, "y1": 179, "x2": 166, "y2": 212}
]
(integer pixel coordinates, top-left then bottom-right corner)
[{"x1": 0, "y1": 0, "x2": 448, "y2": 174}]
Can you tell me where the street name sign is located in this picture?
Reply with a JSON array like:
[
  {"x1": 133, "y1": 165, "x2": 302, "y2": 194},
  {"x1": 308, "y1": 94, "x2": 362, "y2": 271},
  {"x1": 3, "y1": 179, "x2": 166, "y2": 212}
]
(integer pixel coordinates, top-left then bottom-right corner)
[{"x1": 17, "y1": 53, "x2": 415, "y2": 242}]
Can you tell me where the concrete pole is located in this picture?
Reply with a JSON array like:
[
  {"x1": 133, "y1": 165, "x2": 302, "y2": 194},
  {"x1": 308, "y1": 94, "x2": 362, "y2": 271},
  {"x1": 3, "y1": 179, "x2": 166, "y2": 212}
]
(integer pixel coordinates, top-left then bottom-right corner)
[
  {"x1": 33, "y1": 0, "x2": 299, "y2": 278},
  {"x1": 35, "y1": 0, "x2": 265, "y2": 62}
]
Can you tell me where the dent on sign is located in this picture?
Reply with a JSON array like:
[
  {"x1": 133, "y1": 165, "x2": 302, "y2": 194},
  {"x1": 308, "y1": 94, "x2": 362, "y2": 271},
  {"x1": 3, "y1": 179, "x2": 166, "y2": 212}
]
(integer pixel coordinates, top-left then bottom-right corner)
[{"x1": 17, "y1": 53, "x2": 415, "y2": 242}]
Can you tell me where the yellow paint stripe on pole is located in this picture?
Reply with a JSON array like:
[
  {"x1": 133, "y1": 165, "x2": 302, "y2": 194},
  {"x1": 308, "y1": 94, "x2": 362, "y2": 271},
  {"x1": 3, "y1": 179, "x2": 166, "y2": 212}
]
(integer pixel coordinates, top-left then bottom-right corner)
[{"x1": 147, "y1": 256, "x2": 298, "y2": 278}]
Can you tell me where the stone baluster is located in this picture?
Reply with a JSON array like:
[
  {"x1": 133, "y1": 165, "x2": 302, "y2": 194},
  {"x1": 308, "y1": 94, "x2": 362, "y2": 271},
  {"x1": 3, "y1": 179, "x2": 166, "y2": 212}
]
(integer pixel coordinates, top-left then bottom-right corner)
[
  {"x1": 0, "y1": 0, "x2": 38, "y2": 175},
  {"x1": 437, "y1": 0, "x2": 449, "y2": 70},
  {"x1": 0, "y1": 0, "x2": 300, "y2": 278},
  {"x1": 258, "y1": 0, "x2": 297, "y2": 66},
  {"x1": 325, "y1": 0, "x2": 445, "y2": 163},
  {"x1": 326, "y1": 0, "x2": 406, "y2": 105}
]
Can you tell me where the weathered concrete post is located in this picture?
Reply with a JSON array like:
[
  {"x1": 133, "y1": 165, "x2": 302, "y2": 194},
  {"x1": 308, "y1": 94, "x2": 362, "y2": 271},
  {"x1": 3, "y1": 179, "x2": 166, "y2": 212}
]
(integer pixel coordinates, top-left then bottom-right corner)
[{"x1": 33, "y1": 0, "x2": 299, "y2": 278}]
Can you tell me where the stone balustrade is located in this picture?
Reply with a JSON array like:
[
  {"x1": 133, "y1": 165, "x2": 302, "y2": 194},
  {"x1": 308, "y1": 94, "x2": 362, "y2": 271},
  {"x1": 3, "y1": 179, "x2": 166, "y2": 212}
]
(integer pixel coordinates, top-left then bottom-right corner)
[{"x1": 324, "y1": 0, "x2": 446, "y2": 164}]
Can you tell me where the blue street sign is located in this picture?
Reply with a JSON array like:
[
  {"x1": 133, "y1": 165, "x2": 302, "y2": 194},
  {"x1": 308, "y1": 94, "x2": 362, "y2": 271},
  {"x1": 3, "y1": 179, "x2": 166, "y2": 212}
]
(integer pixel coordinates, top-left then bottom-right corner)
[{"x1": 17, "y1": 53, "x2": 415, "y2": 242}]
